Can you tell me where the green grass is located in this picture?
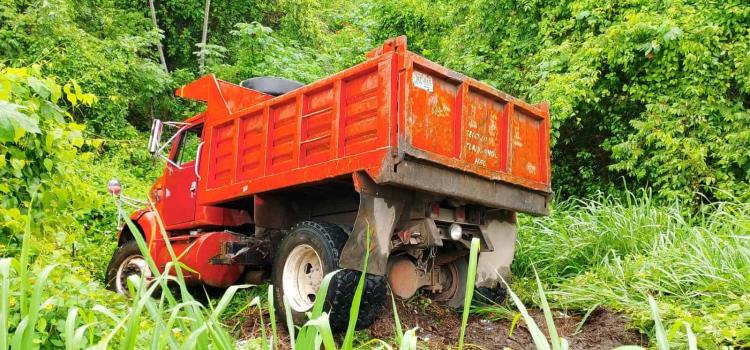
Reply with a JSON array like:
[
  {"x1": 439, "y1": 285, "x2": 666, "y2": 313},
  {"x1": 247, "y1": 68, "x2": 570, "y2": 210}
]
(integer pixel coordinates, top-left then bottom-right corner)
[
  {"x1": 0, "y1": 208, "x2": 482, "y2": 349},
  {"x1": 3, "y1": 190, "x2": 748, "y2": 348},
  {"x1": 511, "y1": 191, "x2": 750, "y2": 349}
]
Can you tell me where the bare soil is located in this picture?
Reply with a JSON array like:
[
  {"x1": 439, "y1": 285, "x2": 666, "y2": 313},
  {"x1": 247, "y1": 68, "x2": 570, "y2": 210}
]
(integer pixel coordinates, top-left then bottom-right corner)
[
  {"x1": 231, "y1": 295, "x2": 648, "y2": 349},
  {"x1": 369, "y1": 298, "x2": 647, "y2": 349}
]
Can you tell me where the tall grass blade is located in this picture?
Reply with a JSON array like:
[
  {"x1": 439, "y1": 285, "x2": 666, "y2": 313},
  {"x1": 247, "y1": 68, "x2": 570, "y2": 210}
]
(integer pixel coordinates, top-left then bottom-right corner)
[
  {"x1": 122, "y1": 274, "x2": 163, "y2": 350},
  {"x1": 458, "y1": 237, "x2": 480, "y2": 350},
  {"x1": 296, "y1": 270, "x2": 340, "y2": 348},
  {"x1": 573, "y1": 303, "x2": 599, "y2": 335},
  {"x1": 342, "y1": 226, "x2": 372, "y2": 350},
  {"x1": 0, "y1": 258, "x2": 10, "y2": 350},
  {"x1": 251, "y1": 297, "x2": 269, "y2": 350},
  {"x1": 648, "y1": 295, "x2": 669, "y2": 350},
  {"x1": 18, "y1": 196, "x2": 34, "y2": 316},
  {"x1": 72, "y1": 324, "x2": 94, "y2": 350},
  {"x1": 390, "y1": 290, "x2": 404, "y2": 345},
  {"x1": 501, "y1": 276, "x2": 551, "y2": 350},
  {"x1": 65, "y1": 307, "x2": 79, "y2": 350},
  {"x1": 92, "y1": 304, "x2": 122, "y2": 324},
  {"x1": 20, "y1": 264, "x2": 56, "y2": 350},
  {"x1": 508, "y1": 313, "x2": 521, "y2": 337},
  {"x1": 303, "y1": 313, "x2": 337, "y2": 350},
  {"x1": 150, "y1": 202, "x2": 212, "y2": 349},
  {"x1": 399, "y1": 328, "x2": 418, "y2": 350},
  {"x1": 180, "y1": 324, "x2": 208, "y2": 350},
  {"x1": 283, "y1": 294, "x2": 296, "y2": 350},
  {"x1": 121, "y1": 215, "x2": 177, "y2": 307},
  {"x1": 10, "y1": 317, "x2": 29, "y2": 350},
  {"x1": 535, "y1": 270, "x2": 563, "y2": 349},
  {"x1": 268, "y1": 285, "x2": 279, "y2": 350},
  {"x1": 683, "y1": 322, "x2": 697, "y2": 350},
  {"x1": 210, "y1": 285, "x2": 254, "y2": 319}
]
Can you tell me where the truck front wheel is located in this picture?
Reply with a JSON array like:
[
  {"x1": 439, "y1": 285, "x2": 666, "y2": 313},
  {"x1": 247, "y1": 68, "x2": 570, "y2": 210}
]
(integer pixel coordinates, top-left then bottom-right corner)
[
  {"x1": 105, "y1": 240, "x2": 152, "y2": 296},
  {"x1": 271, "y1": 221, "x2": 386, "y2": 332}
]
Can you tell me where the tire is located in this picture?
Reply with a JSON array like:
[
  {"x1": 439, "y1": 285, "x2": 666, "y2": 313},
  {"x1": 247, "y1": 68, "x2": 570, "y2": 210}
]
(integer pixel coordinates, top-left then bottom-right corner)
[
  {"x1": 474, "y1": 286, "x2": 507, "y2": 305},
  {"x1": 240, "y1": 77, "x2": 304, "y2": 96},
  {"x1": 105, "y1": 240, "x2": 152, "y2": 296},
  {"x1": 446, "y1": 257, "x2": 468, "y2": 309},
  {"x1": 271, "y1": 221, "x2": 386, "y2": 332},
  {"x1": 444, "y1": 257, "x2": 506, "y2": 309}
]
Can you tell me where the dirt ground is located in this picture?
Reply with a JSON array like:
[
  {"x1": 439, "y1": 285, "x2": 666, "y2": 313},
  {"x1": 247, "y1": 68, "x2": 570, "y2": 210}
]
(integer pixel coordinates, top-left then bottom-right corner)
[
  {"x1": 368, "y1": 299, "x2": 647, "y2": 349},
  {"x1": 232, "y1": 296, "x2": 647, "y2": 349}
]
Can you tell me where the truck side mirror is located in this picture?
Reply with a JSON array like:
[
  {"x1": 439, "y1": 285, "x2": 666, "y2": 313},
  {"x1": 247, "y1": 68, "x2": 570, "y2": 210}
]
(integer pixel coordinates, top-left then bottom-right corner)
[{"x1": 148, "y1": 119, "x2": 164, "y2": 155}]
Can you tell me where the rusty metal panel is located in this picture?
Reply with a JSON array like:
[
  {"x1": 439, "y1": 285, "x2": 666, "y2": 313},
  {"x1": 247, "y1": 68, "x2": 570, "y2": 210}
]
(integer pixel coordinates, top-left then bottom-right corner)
[
  {"x1": 405, "y1": 65, "x2": 459, "y2": 158},
  {"x1": 461, "y1": 86, "x2": 506, "y2": 171},
  {"x1": 376, "y1": 159, "x2": 549, "y2": 216},
  {"x1": 401, "y1": 51, "x2": 551, "y2": 193},
  {"x1": 509, "y1": 106, "x2": 546, "y2": 183}
]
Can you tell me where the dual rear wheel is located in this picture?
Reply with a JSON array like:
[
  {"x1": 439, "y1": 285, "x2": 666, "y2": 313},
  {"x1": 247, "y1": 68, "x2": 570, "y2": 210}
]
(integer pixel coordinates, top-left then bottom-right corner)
[{"x1": 271, "y1": 221, "x2": 386, "y2": 332}]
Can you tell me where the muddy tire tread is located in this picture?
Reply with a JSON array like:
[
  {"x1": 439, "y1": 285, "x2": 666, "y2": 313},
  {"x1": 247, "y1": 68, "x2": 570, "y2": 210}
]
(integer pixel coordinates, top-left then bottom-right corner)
[{"x1": 273, "y1": 221, "x2": 386, "y2": 332}]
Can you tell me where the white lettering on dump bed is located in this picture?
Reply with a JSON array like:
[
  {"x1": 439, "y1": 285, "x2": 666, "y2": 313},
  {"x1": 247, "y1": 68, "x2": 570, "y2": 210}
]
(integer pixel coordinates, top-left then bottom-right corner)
[{"x1": 412, "y1": 71, "x2": 433, "y2": 92}]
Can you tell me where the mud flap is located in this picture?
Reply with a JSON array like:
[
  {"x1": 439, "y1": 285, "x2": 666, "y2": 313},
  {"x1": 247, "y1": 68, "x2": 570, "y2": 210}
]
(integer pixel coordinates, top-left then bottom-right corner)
[
  {"x1": 475, "y1": 212, "x2": 517, "y2": 288},
  {"x1": 339, "y1": 172, "x2": 408, "y2": 275}
]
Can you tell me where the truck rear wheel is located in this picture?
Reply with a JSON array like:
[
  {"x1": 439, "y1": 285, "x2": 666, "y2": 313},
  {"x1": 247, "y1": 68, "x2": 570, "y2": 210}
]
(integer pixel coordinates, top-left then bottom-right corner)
[
  {"x1": 271, "y1": 221, "x2": 386, "y2": 332},
  {"x1": 105, "y1": 240, "x2": 152, "y2": 296},
  {"x1": 443, "y1": 257, "x2": 506, "y2": 309}
]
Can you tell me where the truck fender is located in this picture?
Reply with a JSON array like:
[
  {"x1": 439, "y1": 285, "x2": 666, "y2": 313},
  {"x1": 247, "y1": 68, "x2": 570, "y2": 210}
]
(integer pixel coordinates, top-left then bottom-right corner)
[
  {"x1": 117, "y1": 209, "x2": 161, "y2": 247},
  {"x1": 475, "y1": 211, "x2": 517, "y2": 288},
  {"x1": 339, "y1": 172, "x2": 410, "y2": 276}
]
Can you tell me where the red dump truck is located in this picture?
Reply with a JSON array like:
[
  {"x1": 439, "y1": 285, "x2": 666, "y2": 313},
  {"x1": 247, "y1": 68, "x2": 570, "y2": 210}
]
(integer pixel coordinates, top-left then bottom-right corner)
[{"x1": 105, "y1": 36, "x2": 552, "y2": 330}]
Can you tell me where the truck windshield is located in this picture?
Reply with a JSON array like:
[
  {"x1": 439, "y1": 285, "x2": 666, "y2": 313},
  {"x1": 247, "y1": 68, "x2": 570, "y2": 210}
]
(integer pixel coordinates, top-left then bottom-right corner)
[{"x1": 174, "y1": 125, "x2": 203, "y2": 165}]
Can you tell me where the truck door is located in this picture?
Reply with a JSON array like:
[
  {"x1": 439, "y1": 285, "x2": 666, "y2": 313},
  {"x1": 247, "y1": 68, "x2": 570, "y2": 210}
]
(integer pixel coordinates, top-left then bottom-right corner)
[{"x1": 162, "y1": 124, "x2": 203, "y2": 226}]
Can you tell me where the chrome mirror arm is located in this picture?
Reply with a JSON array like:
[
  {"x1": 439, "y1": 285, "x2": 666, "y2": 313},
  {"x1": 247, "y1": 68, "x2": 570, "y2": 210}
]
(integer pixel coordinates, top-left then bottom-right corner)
[{"x1": 154, "y1": 122, "x2": 191, "y2": 170}]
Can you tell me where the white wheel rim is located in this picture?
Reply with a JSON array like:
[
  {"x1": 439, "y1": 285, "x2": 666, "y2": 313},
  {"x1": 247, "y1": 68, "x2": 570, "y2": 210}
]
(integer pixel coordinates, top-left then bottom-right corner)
[
  {"x1": 282, "y1": 244, "x2": 324, "y2": 312},
  {"x1": 115, "y1": 255, "x2": 151, "y2": 295}
]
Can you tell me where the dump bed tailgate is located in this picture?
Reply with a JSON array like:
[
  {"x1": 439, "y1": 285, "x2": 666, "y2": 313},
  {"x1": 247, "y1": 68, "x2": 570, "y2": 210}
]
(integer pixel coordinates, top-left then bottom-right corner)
[{"x1": 395, "y1": 42, "x2": 551, "y2": 193}]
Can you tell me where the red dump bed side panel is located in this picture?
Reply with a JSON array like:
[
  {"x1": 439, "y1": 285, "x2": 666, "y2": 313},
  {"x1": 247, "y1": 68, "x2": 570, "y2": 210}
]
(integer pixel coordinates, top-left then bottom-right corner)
[{"x1": 196, "y1": 53, "x2": 396, "y2": 206}]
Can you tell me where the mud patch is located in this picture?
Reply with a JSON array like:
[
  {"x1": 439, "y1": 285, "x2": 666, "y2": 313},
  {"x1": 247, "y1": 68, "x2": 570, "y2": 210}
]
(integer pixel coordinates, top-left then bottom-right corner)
[
  {"x1": 369, "y1": 298, "x2": 647, "y2": 349},
  {"x1": 231, "y1": 296, "x2": 647, "y2": 349}
]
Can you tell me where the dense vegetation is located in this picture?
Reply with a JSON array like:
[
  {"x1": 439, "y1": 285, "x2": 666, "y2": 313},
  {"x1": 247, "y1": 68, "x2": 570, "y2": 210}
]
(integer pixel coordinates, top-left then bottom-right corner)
[
  {"x1": 513, "y1": 194, "x2": 750, "y2": 348},
  {"x1": 1, "y1": 0, "x2": 749, "y2": 348}
]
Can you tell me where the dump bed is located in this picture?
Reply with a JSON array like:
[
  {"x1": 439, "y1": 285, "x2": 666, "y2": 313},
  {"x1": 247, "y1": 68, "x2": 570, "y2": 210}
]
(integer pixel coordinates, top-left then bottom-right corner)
[{"x1": 180, "y1": 36, "x2": 551, "y2": 215}]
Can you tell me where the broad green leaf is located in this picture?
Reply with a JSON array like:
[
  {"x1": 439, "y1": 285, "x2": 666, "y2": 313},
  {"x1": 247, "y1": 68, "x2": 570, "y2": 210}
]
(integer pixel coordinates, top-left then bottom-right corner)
[
  {"x1": 0, "y1": 101, "x2": 39, "y2": 142},
  {"x1": 26, "y1": 77, "x2": 50, "y2": 99}
]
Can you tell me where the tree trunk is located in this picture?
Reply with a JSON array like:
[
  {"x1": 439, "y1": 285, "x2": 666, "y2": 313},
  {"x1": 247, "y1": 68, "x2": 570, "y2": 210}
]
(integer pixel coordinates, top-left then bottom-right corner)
[
  {"x1": 198, "y1": 0, "x2": 211, "y2": 75},
  {"x1": 148, "y1": 0, "x2": 169, "y2": 73}
]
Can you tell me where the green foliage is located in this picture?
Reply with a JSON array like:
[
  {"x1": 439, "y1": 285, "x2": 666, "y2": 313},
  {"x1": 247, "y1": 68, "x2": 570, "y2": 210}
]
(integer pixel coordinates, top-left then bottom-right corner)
[
  {"x1": 514, "y1": 192, "x2": 750, "y2": 348},
  {"x1": 0, "y1": 66, "x2": 102, "y2": 253},
  {"x1": 2, "y1": 0, "x2": 750, "y2": 349},
  {"x1": 6, "y1": 0, "x2": 750, "y2": 204},
  {"x1": 1, "y1": 0, "x2": 181, "y2": 136},
  {"x1": 369, "y1": 0, "x2": 750, "y2": 204}
]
